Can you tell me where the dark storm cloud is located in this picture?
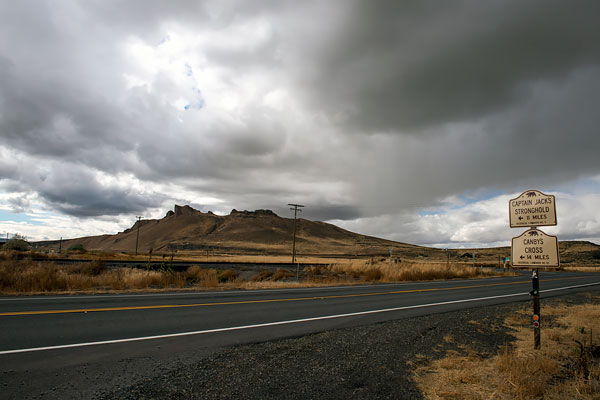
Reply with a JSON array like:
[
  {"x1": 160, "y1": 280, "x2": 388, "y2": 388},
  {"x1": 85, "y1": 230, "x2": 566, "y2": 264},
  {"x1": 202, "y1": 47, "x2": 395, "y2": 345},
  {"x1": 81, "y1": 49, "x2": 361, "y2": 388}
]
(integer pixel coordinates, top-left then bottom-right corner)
[
  {"x1": 272, "y1": 0, "x2": 600, "y2": 220},
  {"x1": 33, "y1": 168, "x2": 161, "y2": 217},
  {"x1": 0, "y1": 66, "x2": 132, "y2": 160},
  {"x1": 299, "y1": 204, "x2": 362, "y2": 222},
  {"x1": 289, "y1": 0, "x2": 600, "y2": 133},
  {"x1": 0, "y1": 4, "x2": 134, "y2": 163},
  {"x1": 0, "y1": 153, "x2": 162, "y2": 217},
  {"x1": 42, "y1": 187, "x2": 157, "y2": 218},
  {"x1": 349, "y1": 68, "x2": 600, "y2": 217}
]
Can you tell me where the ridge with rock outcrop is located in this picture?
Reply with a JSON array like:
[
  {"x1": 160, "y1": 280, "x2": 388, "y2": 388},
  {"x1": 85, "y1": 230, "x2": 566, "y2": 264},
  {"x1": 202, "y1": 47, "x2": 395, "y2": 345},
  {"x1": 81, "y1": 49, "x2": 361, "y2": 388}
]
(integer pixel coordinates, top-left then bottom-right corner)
[
  {"x1": 60, "y1": 204, "x2": 422, "y2": 256},
  {"x1": 46, "y1": 205, "x2": 600, "y2": 264}
]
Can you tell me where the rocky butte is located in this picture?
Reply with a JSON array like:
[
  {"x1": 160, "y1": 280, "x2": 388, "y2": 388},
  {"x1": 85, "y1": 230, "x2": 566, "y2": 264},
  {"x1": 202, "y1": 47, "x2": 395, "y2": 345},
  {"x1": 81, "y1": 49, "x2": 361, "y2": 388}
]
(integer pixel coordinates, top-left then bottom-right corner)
[{"x1": 59, "y1": 204, "x2": 420, "y2": 257}]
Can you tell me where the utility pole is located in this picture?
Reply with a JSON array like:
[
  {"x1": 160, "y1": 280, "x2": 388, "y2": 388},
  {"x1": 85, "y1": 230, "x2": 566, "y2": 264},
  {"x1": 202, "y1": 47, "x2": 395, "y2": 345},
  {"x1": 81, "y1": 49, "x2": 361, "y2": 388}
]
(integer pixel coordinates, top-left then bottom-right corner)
[
  {"x1": 135, "y1": 216, "x2": 142, "y2": 256},
  {"x1": 288, "y1": 204, "x2": 304, "y2": 264}
]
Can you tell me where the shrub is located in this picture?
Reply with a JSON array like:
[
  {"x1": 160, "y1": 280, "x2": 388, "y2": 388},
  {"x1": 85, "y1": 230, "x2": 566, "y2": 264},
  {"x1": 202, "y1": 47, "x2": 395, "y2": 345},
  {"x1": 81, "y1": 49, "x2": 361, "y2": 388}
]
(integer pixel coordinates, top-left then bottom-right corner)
[
  {"x1": 5, "y1": 235, "x2": 30, "y2": 252},
  {"x1": 67, "y1": 244, "x2": 86, "y2": 253},
  {"x1": 67, "y1": 260, "x2": 105, "y2": 276},
  {"x1": 217, "y1": 269, "x2": 238, "y2": 283},
  {"x1": 362, "y1": 267, "x2": 383, "y2": 282},
  {"x1": 309, "y1": 266, "x2": 322, "y2": 275},
  {"x1": 272, "y1": 268, "x2": 292, "y2": 281},
  {"x1": 253, "y1": 269, "x2": 273, "y2": 281},
  {"x1": 186, "y1": 266, "x2": 218, "y2": 287}
]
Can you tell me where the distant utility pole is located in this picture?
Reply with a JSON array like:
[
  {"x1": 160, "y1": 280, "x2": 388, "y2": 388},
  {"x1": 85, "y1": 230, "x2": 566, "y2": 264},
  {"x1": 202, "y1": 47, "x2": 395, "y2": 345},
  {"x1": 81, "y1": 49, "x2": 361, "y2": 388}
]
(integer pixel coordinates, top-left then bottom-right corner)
[
  {"x1": 135, "y1": 216, "x2": 142, "y2": 256},
  {"x1": 288, "y1": 204, "x2": 304, "y2": 264}
]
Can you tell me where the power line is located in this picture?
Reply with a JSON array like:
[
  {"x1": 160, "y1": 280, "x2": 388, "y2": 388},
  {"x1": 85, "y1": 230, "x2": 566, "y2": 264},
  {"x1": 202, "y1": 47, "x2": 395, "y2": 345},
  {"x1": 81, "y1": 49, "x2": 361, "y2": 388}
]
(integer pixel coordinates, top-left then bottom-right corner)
[{"x1": 288, "y1": 204, "x2": 305, "y2": 264}]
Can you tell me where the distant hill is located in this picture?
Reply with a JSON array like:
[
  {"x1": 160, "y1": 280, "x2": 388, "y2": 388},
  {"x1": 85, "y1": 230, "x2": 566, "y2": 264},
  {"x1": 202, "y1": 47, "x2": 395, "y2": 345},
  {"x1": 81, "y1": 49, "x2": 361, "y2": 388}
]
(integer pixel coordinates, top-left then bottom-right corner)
[
  {"x1": 39, "y1": 205, "x2": 600, "y2": 264},
  {"x1": 56, "y1": 205, "x2": 427, "y2": 257},
  {"x1": 434, "y1": 241, "x2": 600, "y2": 266}
]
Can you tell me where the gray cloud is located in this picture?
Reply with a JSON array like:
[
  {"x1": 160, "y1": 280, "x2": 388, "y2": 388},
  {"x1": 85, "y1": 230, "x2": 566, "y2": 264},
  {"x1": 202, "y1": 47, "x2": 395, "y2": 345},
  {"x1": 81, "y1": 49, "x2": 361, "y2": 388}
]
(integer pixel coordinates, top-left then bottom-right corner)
[
  {"x1": 0, "y1": 0, "x2": 599, "y2": 248},
  {"x1": 36, "y1": 170, "x2": 160, "y2": 217},
  {"x1": 0, "y1": 152, "x2": 162, "y2": 217},
  {"x1": 6, "y1": 196, "x2": 31, "y2": 214},
  {"x1": 288, "y1": 1, "x2": 600, "y2": 133}
]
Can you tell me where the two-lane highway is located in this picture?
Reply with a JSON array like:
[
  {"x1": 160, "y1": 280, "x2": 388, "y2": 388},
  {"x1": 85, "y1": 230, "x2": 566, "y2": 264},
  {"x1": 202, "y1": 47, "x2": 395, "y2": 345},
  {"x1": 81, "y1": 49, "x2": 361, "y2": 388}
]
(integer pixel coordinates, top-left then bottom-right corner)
[
  {"x1": 1, "y1": 271, "x2": 599, "y2": 399},
  {"x1": 2, "y1": 271, "x2": 600, "y2": 354}
]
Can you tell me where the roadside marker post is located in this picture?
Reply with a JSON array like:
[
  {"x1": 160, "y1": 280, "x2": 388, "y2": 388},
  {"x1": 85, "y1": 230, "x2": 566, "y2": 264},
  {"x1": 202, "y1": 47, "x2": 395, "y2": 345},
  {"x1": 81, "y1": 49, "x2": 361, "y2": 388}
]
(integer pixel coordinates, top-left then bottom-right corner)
[
  {"x1": 531, "y1": 269, "x2": 541, "y2": 349},
  {"x1": 509, "y1": 189, "x2": 559, "y2": 350}
]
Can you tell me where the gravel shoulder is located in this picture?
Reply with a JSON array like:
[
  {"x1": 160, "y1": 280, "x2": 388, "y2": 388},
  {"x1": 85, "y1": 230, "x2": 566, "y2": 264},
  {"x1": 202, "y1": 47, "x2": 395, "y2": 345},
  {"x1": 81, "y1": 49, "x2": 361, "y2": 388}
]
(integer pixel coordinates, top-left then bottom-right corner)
[{"x1": 100, "y1": 293, "x2": 598, "y2": 400}]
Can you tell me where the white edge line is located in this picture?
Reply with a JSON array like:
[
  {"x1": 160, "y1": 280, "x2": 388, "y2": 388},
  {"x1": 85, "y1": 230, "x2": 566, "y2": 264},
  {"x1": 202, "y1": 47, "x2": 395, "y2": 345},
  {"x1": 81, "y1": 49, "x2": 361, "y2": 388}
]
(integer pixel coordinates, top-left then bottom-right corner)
[
  {"x1": 2, "y1": 281, "x2": 598, "y2": 356},
  {"x1": 0, "y1": 291, "x2": 529, "y2": 355},
  {"x1": 540, "y1": 282, "x2": 600, "y2": 293}
]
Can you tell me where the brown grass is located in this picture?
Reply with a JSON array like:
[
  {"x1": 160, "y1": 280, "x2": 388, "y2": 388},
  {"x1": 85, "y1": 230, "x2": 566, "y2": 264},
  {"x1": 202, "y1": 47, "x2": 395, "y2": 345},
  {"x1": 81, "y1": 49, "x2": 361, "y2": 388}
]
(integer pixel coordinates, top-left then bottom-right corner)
[
  {"x1": 0, "y1": 255, "x2": 222, "y2": 293},
  {"x1": 328, "y1": 259, "x2": 511, "y2": 282},
  {"x1": 0, "y1": 253, "x2": 514, "y2": 295},
  {"x1": 414, "y1": 296, "x2": 600, "y2": 399},
  {"x1": 217, "y1": 269, "x2": 238, "y2": 283},
  {"x1": 185, "y1": 266, "x2": 218, "y2": 287}
]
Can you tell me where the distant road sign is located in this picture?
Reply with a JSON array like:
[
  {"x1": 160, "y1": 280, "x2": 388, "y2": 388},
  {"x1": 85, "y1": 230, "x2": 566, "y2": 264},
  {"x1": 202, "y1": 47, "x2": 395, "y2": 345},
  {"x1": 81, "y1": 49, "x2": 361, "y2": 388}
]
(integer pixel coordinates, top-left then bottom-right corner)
[
  {"x1": 509, "y1": 190, "x2": 556, "y2": 228},
  {"x1": 511, "y1": 228, "x2": 560, "y2": 267}
]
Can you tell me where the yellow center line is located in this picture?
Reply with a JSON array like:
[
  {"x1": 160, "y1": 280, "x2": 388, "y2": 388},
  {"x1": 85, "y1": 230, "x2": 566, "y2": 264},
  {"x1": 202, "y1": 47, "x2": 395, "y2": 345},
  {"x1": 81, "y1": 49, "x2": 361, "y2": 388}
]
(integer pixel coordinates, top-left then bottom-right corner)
[{"x1": 0, "y1": 276, "x2": 583, "y2": 317}]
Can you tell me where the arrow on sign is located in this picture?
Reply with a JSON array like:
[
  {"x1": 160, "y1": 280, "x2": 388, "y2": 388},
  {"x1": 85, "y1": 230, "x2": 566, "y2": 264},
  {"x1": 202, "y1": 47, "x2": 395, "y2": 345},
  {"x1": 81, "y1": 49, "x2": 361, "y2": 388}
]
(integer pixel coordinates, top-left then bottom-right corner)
[
  {"x1": 518, "y1": 216, "x2": 523, "y2": 220},
  {"x1": 520, "y1": 255, "x2": 525, "y2": 260}
]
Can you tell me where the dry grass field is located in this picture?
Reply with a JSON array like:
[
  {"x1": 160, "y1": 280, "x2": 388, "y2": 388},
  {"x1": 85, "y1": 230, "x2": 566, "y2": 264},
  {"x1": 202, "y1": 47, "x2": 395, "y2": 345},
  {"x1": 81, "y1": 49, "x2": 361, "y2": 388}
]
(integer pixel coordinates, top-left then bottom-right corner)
[
  {"x1": 329, "y1": 259, "x2": 507, "y2": 281},
  {"x1": 414, "y1": 296, "x2": 600, "y2": 399},
  {"x1": 562, "y1": 265, "x2": 600, "y2": 273},
  {"x1": 0, "y1": 251, "x2": 513, "y2": 294}
]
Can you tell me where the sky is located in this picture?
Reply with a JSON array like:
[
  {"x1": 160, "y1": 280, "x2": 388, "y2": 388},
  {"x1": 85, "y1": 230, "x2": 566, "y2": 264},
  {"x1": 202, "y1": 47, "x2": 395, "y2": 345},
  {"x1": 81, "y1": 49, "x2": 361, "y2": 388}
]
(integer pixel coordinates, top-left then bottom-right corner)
[{"x1": 1, "y1": 0, "x2": 599, "y2": 248}]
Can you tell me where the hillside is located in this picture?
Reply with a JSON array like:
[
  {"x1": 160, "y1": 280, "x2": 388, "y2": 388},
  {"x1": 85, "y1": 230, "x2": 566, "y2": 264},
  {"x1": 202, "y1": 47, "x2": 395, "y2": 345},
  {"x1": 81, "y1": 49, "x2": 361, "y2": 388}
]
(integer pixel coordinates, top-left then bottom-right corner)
[
  {"x1": 44, "y1": 205, "x2": 600, "y2": 264},
  {"x1": 59, "y1": 205, "x2": 426, "y2": 257}
]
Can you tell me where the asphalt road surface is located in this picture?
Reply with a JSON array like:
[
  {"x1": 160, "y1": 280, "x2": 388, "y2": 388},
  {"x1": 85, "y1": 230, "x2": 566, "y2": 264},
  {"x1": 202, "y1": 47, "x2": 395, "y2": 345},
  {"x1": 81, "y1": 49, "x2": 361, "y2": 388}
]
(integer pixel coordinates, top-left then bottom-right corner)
[{"x1": 1, "y1": 271, "x2": 600, "y2": 399}]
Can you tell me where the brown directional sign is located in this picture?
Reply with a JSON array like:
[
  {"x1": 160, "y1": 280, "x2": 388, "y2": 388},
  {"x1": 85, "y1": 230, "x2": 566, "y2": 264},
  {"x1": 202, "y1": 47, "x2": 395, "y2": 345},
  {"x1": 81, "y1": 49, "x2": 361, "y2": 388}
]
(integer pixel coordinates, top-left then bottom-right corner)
[
  {"x1": 511, "y1": 228, "x2": 560, "y2": 268},
  {"x1": 509, "y1": 190, "x2": 557, "y2": 228}
]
